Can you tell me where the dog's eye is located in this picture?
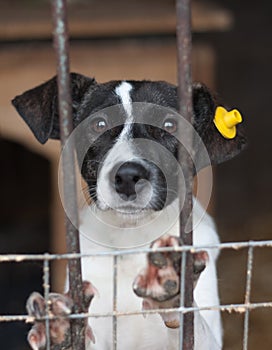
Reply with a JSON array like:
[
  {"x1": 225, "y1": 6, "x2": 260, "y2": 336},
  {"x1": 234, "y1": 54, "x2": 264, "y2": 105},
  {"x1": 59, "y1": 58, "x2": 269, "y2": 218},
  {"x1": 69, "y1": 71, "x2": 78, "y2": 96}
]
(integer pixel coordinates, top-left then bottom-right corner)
[
  {"x1": 91, "y1": 118, "x2": 108, "y2": 133},
  {"x1": 163, "y1": 119, "x2": 177, "y2": 134}
]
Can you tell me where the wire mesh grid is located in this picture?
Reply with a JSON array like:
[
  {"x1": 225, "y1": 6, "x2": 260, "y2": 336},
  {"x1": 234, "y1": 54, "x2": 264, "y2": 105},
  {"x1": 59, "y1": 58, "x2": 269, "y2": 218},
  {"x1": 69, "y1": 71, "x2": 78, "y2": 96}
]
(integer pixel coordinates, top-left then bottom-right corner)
[{"x1": 1, "y1": 240, "x2": 272, "y2": 349}]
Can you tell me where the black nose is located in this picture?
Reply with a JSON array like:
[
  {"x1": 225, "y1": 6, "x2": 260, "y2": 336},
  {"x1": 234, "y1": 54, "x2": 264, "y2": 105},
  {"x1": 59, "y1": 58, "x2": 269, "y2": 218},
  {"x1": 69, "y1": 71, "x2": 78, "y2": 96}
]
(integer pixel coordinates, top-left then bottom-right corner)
[{"x1": 114, "y1": 162, "x2": 150, "y2": 201}]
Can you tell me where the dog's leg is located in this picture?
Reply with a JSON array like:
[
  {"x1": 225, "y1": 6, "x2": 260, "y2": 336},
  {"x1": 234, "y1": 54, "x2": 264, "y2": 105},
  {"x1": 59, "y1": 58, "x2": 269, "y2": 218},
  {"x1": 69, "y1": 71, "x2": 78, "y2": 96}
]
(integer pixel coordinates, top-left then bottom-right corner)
[
  {"x1": 26, "y1": 281, "x2": 96, "y2": 350},
  {"x1": 133, "y1": 235, "x2": 208, "y2": 328},
  {"x1": 133, "y1": 235, "x2": 223, "y2": 349}
]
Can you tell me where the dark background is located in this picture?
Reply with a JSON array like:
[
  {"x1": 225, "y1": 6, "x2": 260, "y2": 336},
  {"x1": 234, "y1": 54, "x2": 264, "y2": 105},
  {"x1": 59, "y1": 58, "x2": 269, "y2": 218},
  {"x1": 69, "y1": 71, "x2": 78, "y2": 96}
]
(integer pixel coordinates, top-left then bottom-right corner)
[
  {"x1": 207, "y1": 0, "x2": 272, "y2": 232},
  {"x1": 205, "y1": 1, "x2": 272, "y2": 348}
]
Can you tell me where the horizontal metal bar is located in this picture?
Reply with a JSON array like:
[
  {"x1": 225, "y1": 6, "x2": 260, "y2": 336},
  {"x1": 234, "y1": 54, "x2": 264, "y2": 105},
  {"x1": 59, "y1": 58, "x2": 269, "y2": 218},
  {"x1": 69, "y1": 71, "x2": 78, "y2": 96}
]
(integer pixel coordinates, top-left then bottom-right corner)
[
  {"x1": 2, "y1": 301, "x2": 272, "y2": 323},
  {"x1": 1, "y1": 240, "x2": 272, "y2": 262}
]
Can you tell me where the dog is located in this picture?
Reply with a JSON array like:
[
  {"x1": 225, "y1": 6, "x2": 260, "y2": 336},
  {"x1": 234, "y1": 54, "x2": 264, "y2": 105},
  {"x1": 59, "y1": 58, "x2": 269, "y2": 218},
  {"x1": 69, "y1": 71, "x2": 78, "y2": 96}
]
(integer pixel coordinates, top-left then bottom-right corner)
[{"x1": 12, "y1": 73, "x2": 246, "y2": 349}]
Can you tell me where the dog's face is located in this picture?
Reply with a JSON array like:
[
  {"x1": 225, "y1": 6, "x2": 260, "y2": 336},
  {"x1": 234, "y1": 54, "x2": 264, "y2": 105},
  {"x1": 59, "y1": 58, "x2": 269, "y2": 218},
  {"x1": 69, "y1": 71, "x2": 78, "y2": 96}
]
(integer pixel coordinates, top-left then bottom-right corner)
[
  {"x1": 12, "y1": 73, "x2": 246, "y2": 225},
  {"x1": 79, "y1": 81, "x2": 181, "y2": 218}
]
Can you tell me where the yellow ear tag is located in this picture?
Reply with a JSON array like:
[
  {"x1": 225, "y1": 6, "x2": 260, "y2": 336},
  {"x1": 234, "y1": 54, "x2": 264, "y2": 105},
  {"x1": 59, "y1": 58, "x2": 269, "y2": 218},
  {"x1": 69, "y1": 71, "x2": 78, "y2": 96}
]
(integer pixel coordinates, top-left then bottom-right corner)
[{"x1": 213, "y1": 106, "x2": 242, "y2": 139}]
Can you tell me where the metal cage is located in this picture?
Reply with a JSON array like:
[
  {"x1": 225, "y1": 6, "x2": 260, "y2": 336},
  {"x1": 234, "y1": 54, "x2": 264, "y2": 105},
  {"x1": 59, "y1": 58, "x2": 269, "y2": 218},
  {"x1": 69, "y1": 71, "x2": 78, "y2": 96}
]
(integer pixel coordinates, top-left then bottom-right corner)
[{"x1": 0, "y1": 1, "x2": 269, "y2": 350}]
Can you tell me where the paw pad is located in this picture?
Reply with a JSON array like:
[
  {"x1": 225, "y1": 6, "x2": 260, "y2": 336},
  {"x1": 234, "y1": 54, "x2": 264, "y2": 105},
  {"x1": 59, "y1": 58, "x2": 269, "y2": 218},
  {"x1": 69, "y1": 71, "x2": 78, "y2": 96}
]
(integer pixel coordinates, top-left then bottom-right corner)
[{"x1": 26, "y1": 281, "x2": 96, "y2": 350}]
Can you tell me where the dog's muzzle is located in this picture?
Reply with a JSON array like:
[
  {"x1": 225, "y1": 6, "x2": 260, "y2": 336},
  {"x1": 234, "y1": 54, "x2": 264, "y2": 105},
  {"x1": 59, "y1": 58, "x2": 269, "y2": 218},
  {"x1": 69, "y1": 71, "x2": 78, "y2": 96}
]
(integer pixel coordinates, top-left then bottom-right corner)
[{"x1": 111, "y1": 161, "x2": 151, "y2": 201}]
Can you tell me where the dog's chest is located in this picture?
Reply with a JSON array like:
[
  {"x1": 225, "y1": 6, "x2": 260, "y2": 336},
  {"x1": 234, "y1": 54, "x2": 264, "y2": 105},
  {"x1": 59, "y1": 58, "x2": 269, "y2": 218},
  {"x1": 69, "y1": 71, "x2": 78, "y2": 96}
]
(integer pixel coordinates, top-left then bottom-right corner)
[
  {"x1": 74, "y1": 200, "x2": 222, "y2": 349},
  {"x1": 79, "y1": 237, "x2": 171, "y2": 349}
]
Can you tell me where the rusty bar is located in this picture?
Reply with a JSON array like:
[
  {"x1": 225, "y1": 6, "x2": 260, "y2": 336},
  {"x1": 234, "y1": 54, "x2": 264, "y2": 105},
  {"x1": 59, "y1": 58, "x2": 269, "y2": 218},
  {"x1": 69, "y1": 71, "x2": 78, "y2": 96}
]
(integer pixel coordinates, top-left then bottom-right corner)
[
  {"x1": 2, "y1": 239, "x2": 272, "y2": 263},
  {"x1": 113, "y1": 255, "x2": 118, "y2": 349},
  {"x1": 178, "y1": 250, "x2": 187, "y2": 347},
  {"x1": 243, "y1": 246, "x2": 254, "y2": 350},
  {"x1": 176, "y1": 0, "x2": 194, "y2": 349},
  {"x1": 43, "y1": 258, "x2": 51, "y2": 350},
  {"x1": 51, "y1": 1, "x2": 85, "y2": 349},
  {"x1": 3, "y1": 300, "x2": 272, "y2": 323}
]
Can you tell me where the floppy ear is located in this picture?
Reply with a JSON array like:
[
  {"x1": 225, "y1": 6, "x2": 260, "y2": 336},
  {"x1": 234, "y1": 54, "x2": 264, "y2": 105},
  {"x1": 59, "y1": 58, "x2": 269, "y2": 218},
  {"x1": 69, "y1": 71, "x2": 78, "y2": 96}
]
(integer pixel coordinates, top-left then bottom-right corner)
[
  {"x1": 192, "y1": 83, "x2": 247, "y2": 169},
  {"x1": 12, "y1": 73, "x2": 97, "y2": 144}
]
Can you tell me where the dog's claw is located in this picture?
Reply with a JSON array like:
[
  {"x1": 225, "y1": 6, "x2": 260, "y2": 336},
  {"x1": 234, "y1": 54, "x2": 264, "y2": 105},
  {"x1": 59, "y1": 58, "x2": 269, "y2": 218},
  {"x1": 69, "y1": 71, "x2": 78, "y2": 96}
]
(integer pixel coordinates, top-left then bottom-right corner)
[
  {"x1": 133, "y1": 235, "x2": 209, "y2": 328},
  {"x1": 26, "y1": 281, "x2": 96, "y2": 350},
  {"x1": 28, "y1": 326, "x2": 46, "y2": 350},
  {"x1": 26, "y1": 292, "x2": 46, "y2": 318},
  {"x1": 193, "y1": 251, "x2": 209, "y2": 279}
]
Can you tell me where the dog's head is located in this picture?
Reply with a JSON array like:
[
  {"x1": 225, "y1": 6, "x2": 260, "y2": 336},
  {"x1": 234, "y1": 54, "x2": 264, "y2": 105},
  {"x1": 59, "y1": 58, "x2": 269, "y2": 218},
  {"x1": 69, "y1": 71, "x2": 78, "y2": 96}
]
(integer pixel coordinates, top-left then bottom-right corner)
[{"x1": 12, "y1": 73, "x2": 246, "y2": 224}]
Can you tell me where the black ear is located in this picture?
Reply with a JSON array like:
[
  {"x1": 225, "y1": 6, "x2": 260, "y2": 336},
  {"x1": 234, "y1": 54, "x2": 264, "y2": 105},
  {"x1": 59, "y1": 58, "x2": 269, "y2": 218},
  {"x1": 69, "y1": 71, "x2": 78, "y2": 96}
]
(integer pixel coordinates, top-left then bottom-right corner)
[
  {"x1": 192, "y1": 83, "x2": 247, "y2": 169},
  {"x1": 12, "y1": 73, "x2": 97, "y2": 144}
]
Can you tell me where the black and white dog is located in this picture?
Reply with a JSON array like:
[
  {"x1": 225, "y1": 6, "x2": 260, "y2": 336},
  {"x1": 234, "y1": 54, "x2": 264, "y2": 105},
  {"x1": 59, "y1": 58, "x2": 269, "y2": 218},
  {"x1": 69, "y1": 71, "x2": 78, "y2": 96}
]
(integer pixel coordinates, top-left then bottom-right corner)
[{"x1": 12, "y1": 73, "x2": 246, "y2": 350}]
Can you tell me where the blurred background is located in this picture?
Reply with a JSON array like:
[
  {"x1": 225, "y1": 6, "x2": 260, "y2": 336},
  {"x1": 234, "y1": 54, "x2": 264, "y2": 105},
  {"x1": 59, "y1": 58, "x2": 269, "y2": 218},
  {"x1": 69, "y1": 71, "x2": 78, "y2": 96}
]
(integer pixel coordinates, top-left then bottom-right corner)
[{"x1": 0, "y1": 0, "x2": 271, "y2": 349}]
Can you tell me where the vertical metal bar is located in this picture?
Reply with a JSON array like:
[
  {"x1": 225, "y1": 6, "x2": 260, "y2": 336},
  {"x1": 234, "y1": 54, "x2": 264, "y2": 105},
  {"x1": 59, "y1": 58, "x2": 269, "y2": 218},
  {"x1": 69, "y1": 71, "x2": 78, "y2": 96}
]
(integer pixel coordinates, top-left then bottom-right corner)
[
  {"x1": 178, "y1": 250, "x2": 187, "y2": 348},
  {"x1": 113, "y1": 255, "x2": 118, "y2": 350},
  {"x1": 43, "y1": 258, "x2": 51, "y2": 350},
  {"x1": 51, "y1": 1, "x2": 85, "y2": 349},
  {"x1": 176, "y1": 0, "x2": 194, "y2": 349},
  {"x1": 243, "y1": 245, "x2": 254, "y2": 350}
]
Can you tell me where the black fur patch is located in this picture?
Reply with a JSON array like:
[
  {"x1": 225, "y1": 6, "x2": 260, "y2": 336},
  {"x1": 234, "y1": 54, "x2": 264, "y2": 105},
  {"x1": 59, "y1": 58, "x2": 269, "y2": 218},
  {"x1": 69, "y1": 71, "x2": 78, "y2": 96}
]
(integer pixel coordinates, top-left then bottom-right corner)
[{"x1": 12, "y1": 73, "x2": 247, "y2": 209}]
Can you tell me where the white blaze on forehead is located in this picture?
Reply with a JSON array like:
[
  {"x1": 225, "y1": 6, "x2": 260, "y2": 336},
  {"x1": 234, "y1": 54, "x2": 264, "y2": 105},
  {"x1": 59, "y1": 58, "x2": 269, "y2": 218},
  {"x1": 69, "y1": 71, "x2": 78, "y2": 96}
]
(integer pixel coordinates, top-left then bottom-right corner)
[
  {"x1": 97, "y1": 82, "x2": 136, "y2": 209},
  {"x1": 115, "y1": 81, "x2": 133, "y2": 118}
]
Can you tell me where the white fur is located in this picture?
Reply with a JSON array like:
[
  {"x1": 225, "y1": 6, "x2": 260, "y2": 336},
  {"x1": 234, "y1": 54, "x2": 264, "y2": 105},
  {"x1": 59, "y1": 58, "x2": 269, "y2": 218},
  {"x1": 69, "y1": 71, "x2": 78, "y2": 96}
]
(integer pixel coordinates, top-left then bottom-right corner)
[
  {"x1": 96, "y1": 139, "x2": 136, "y2": 211},
  {"x1": 76, "y1": 82, "x2": 222, "y2": 349},
  {"x1": 115, "y1": 81, "x2": 133, "y2": 119},
  {"x1": 97, "y1": 82, "x2": 136, "y2": 210},
  {"x1": 76, "y1": 199, "x2": 222, "y2": 350},
  {"x1": 97, "y1": 82, "x2": 156, "y2": 212}
]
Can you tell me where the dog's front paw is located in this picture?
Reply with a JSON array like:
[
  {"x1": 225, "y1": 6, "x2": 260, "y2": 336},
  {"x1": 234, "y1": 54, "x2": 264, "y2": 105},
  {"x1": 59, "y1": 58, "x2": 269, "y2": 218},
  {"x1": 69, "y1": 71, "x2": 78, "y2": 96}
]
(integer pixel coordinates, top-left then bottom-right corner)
[
  {"x1": 26, "y1": 281, "x2": 96, "y2": 350},
  {"x1": 133, "y1": 235, "x2": 208, "y2": 328}
]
